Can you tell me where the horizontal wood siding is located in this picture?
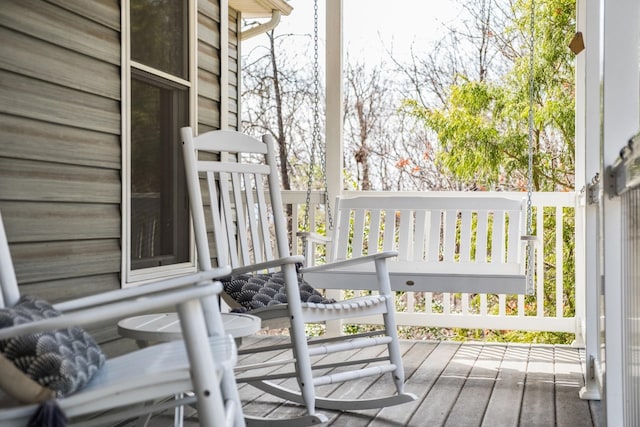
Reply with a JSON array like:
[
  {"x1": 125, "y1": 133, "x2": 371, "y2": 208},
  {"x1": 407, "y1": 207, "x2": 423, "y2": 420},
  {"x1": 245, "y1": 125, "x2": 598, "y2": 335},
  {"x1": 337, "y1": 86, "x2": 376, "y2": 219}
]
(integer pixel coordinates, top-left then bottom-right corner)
[
  {"x1": 197, "y1": 1, "x2": 239, "y2": 132},
  {"x1": 198, "y1": 1, "x2": 222, "y2": 130},
  {"x1": 1, "y1": 0, "x2": 230, "y2": 352},
  {"x1": 0, "y1": 0, "x2": 122, "y2": 302}
]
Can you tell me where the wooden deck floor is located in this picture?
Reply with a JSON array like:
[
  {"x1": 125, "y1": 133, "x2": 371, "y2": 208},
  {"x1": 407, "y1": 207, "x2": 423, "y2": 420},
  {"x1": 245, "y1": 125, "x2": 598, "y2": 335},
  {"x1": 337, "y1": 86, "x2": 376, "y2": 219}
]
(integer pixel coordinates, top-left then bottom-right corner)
[{"x1": 132, "y1": 336, "x2": 602, "y2": 427}]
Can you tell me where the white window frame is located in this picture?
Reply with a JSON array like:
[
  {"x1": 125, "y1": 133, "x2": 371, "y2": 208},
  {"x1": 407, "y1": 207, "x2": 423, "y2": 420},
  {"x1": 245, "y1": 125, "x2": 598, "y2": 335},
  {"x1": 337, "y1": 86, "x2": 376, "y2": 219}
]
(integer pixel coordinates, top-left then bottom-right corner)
[{"x1": 121, "y1": 0, "x2": 198, "y2": 286}]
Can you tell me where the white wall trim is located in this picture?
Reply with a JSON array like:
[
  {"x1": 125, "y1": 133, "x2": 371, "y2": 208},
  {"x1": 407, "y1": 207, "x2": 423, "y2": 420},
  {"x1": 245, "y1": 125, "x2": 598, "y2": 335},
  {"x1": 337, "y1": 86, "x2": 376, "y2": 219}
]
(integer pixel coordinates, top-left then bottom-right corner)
[{"x1": 220, "y1": 0, "x2": 229, "y2": 129}]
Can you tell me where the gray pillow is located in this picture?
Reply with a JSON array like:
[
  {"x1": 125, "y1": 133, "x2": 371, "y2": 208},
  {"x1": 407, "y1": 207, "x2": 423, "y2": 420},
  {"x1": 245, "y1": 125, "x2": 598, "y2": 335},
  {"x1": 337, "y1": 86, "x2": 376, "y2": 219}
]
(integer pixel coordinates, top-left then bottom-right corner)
[
  {"x1": 0, "y1": 296, "x2": 106, "y2": 398},
  {"x1": 223, "y1": 267, "x2": 336, "y2": 312}
]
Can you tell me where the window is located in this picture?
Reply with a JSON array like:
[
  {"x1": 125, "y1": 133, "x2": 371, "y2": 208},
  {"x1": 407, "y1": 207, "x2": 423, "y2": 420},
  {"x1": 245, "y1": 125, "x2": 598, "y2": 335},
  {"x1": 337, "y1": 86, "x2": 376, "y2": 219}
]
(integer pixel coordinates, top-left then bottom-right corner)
[{"x1": 125, "y1": 0, "x2": 195, "y2": 282}]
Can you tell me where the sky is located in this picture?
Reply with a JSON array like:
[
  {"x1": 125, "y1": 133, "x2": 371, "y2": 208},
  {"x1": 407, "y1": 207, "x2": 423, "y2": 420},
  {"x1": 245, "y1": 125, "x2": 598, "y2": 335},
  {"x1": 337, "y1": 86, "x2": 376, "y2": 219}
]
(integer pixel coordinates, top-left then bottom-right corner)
[{"x1": 242, "y1": 0, "x2": 464, "y2": 64}]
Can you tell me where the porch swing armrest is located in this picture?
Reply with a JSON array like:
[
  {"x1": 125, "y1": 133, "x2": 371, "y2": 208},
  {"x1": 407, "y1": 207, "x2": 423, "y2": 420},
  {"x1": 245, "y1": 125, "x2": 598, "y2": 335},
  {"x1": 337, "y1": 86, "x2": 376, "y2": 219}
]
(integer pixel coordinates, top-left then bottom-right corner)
[
  {"x1": 299, "y1": 251, "x2": 398, "y2": 273},
  {"x1": 297, "y1": 231, "x2": 332, "y2": 243},
  {"x1": 230, "y1": 256, "x2": 305, "y2": 276}
]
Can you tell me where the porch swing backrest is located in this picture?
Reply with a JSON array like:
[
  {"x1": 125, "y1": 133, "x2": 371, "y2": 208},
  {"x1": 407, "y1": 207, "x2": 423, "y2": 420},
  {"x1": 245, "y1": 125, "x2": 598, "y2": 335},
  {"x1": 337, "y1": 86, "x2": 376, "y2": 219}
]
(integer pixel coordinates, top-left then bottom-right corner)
[{"x1": 318, "y1": 195, "x2": 530, "y2": 295}]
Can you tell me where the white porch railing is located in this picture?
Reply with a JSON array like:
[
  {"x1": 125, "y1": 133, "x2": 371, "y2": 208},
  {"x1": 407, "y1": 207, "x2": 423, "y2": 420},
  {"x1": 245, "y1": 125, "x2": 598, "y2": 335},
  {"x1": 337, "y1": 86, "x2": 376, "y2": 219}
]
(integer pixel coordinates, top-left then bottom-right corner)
[{"x1": 283, "y1": 191, "x2": 580, "y2": 335}]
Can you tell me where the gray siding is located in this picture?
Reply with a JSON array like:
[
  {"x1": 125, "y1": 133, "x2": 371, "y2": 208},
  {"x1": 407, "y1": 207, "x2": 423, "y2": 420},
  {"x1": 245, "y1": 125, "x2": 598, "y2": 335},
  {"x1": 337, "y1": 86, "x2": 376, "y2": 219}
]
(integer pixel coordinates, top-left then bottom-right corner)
[
  {"x1": 197, "y1": 3, "x2": 240, "y2": 133},
  {"x1": 0, "y1": 0, "x2": 122, "y2": 302},
  {"x1": 0, "y1": 0, "x2": 238, "y2": 349},
  {"x1": 198, "y1": 1, "x2": 222, "y2": 132}
]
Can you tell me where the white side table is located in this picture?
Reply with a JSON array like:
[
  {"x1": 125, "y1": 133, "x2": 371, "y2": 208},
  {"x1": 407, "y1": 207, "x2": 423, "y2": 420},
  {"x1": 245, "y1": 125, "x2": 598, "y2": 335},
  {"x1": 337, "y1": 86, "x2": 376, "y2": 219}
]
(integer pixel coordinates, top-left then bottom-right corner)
[
  {"x1": 117, "y1": 312, "x2": 260, "y2": 427},
  {"x1": 118, "y1": 312, "x2": 260, "y2": 346}
]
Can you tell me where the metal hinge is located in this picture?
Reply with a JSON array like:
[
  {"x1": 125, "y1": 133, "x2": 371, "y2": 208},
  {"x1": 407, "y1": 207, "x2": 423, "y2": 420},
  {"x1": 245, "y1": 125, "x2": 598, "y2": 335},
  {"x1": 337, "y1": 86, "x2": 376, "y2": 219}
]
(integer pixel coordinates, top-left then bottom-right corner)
[
  {"x1": 586, "y1": 173, "x2": 600, "y2": 205},
  {"x1": 588, "y1": 355, "x2": 595, "y2": 380}
]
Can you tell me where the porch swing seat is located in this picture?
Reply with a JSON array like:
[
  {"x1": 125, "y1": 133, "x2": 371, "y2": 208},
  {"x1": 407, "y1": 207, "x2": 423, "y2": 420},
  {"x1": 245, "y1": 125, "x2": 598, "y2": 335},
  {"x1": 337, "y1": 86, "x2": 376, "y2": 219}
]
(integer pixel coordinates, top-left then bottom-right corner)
[
  {"x1": 180, "y1": 128, "x2": 416, "y2": 426},
  {"x1": 302, "y1": 194, "x2": 535, "y2": 296}
]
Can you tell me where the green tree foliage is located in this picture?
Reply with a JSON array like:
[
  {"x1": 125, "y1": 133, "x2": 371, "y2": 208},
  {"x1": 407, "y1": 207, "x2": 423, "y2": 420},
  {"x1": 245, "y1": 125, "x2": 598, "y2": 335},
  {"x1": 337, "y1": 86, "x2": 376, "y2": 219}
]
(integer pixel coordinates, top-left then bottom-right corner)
[
  {"x1": 406, "y1": 0, "x2": 576, "y2": 192},
  {"x1": 401, "y1": 0, "x2": 577, "y2": 344}
]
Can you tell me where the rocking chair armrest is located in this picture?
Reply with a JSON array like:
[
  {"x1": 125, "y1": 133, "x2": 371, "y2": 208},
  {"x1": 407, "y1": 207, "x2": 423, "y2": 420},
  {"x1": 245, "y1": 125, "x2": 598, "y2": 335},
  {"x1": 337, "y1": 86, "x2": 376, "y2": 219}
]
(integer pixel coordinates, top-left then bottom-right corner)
[
  {"x1": 297, "y1": 231, "x2": 331, "y2": 244},
  {"x1": 0, "y1": 280, "x2": 223, "y2": 340},
  {"x1": 230, "y1": 256, "x2": 306, "y2": 276},
  {"x1": 299, "y1": 251, "x2": 398, "y2": 273},
  {"x1": 53, "y1": 266, "x2": 232, "y2": 312}
]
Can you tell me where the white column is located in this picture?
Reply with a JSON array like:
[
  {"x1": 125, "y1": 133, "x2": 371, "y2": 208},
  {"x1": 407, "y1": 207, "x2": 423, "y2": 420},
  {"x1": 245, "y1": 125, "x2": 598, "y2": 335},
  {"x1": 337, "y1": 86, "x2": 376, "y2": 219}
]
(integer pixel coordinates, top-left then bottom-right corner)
[
  {"x1": 573, "y1": 0, "x2": 587, "y2": 348},
  {"x1": 601, "y1": 0, "x2": 640, "y2": 424},
  {"x1": 220, "y1": 0, "x2": 229, "y2": 129},
  {"x1": 324, "y1": 0, "x2": 344, "y2": 337},
  {"x1": 578, "y1": 0, "x2": 603, "y2": 401},
  {"x1": 325, "y1": 0, "x2": 344, "y2": 203}
]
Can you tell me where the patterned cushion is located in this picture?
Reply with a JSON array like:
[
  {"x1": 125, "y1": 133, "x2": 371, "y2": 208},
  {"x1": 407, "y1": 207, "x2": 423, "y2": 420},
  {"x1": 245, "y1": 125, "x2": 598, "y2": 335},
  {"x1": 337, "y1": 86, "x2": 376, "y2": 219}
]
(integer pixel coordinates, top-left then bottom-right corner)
[
  {"x1": 0, "y1": 296, "x2": 106, "y2": 398},
  {"x1": 223, "y1": 267, "x2": 335, "y2": 312}
]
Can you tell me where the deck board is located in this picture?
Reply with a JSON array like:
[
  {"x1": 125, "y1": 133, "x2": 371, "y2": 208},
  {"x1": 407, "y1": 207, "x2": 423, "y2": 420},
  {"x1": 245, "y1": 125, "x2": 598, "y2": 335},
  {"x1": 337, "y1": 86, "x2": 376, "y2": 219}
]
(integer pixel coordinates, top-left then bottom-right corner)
[
  {"x1": 481, "y1": 343, "x2": 528, "y2": 426},
  {"x1": 445, "y1": 344, "x2": 506, "y2": 426},
  {"x1": 554, "y1": 346, "x2": 594, "y2": 426},
  {"x1": 520, "y1": 345, "x2": 557, "y2": 426},
  {"x1": 117, "y1": 337, "x2": 600, "y2": 427},
  {"x1": 411, "y1": 342, "x2": 482, "y2": 426}
]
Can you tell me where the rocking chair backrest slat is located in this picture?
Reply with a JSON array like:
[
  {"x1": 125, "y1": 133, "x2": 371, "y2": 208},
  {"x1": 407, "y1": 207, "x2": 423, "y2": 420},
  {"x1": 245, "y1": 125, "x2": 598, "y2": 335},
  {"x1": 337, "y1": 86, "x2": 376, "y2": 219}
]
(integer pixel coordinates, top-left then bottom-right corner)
[
  {"x1": 218, "y1": 171, "x2": 239, "y2": 267},
  {"x1": 206, "y1": 172, "x2": 228, "y2": 268},
  {"x1": 255, "y1": 173, "x2": 276, "y2": 265},
  {"x1": 181, "y1": 128, "x2": 286, "y2": 272},
  {"x1": 0, "y1": 212, "x2": 20, "y2": 308},
  {"x1": 230, "y1": 172, "x2": 251, "y2": 264},
  {"x1": 243, "y1": 175, "x2": 262, "y2": 264}
]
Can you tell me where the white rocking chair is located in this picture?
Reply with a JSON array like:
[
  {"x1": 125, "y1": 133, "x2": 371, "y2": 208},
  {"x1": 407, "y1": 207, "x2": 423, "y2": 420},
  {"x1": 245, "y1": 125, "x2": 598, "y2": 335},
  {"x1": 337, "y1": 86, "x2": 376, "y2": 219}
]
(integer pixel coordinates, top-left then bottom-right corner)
[
  {"x1": 180, "y1": 128, "x2": 416, "y2": 425},
  {"x1": 0, "y1": 211, "x2": 243, "y2": 427}
]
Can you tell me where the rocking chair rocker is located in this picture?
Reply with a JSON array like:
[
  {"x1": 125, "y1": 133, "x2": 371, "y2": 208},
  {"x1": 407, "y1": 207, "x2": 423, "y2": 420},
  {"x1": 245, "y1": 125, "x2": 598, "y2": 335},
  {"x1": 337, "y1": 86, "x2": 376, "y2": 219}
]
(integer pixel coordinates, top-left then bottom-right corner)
[{"x1": 180, "y1": 127, "x2": 416, "y2": 425}]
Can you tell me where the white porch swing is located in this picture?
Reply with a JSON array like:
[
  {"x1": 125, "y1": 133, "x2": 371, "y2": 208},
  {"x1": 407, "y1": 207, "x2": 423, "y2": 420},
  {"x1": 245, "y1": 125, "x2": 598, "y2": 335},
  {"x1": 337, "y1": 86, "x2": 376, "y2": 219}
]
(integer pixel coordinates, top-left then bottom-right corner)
[{"x1": 300, "y1": 0, "x2": 537, "y2": 297}]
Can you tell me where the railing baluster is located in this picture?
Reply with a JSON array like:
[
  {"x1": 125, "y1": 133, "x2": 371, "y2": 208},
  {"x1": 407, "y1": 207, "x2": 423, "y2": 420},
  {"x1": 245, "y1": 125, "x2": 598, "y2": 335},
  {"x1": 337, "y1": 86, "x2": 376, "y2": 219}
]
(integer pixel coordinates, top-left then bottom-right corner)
[
  {"x1": 556, "y1": 207, "x2": 564, "y2": 318},
  {"x1": 537, "y1": 203, "x2": 545, "y2": 319}
]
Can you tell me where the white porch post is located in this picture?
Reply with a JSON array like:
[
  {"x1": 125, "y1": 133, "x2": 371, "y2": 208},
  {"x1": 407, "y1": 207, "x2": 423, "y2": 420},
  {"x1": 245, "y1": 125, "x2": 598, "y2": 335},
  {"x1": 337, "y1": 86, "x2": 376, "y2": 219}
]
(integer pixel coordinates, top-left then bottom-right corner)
[
  {"x1": 600, "y1": 0, "x2": 640, "y2": 424},
  {"x1": 325, "y1": 0, "x2": 343, "y2": 204},
  {"x1": 578, "y1": 0, "x2": 603, "y2": 402},
  {"x1": 573, "y1": 0, "x2": 586, "y2": 349},
  {"x1": 324, "y1": 0, "x2": 343, "y2": 337}
]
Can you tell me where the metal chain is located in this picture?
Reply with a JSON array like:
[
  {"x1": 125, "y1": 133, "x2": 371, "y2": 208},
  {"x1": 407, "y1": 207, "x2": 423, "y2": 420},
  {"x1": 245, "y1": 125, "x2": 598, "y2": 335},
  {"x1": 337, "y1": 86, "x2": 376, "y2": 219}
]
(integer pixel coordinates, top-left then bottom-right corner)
[
  {"x1": 526, "y1": 0, "x2": 535, "y2": 236},
  {"x1": 302, "y1": 0, "x2": 320, "y2": 259},
  {"x1": 316, "y1": 1, "x2": 333, "y2": 231},
  {"x1": 525, "y1": 0, "x2": 536, "y2": 294},
  {"x1": 303, "y1": 0, "x2": 333, "y2": 259}
]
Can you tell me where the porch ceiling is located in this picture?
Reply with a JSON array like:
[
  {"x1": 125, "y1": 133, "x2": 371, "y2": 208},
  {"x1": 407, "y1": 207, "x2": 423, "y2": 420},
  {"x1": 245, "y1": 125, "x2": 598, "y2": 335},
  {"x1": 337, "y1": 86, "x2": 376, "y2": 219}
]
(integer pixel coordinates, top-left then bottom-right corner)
[{"x1": 229, "y1": 0, "x2": 293, "y2": 18}]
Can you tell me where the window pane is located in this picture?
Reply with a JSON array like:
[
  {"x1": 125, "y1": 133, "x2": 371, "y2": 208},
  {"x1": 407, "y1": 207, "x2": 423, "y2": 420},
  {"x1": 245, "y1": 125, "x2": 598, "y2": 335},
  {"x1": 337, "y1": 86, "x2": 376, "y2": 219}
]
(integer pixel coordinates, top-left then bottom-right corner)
[
  {"x1": 131, "y1": 0, "x2": 187, "y2": 79},
  {"x1": 131, "y1": 76, "x2": 189, "y2": 270}
]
